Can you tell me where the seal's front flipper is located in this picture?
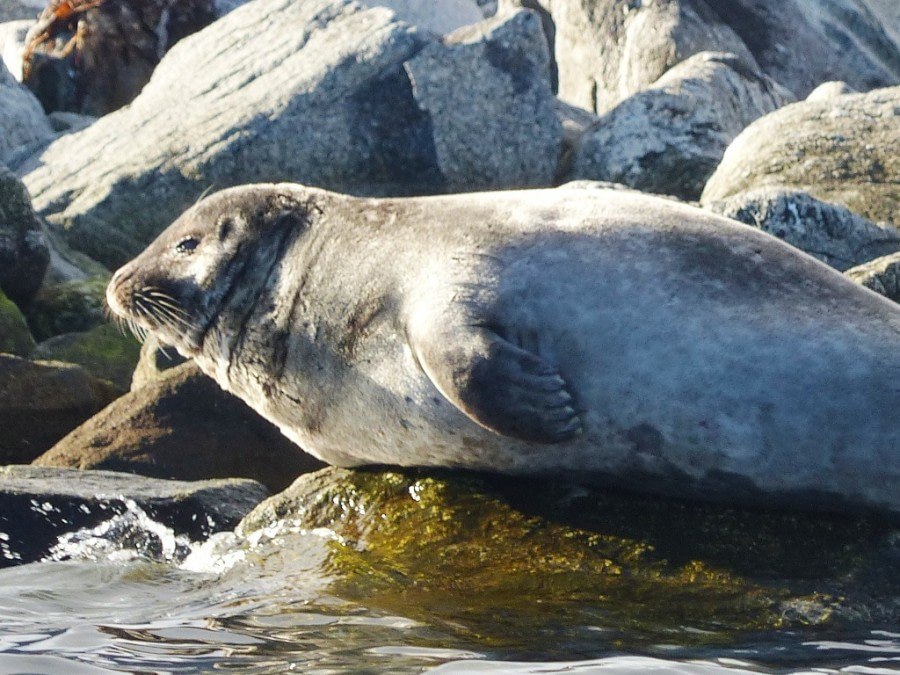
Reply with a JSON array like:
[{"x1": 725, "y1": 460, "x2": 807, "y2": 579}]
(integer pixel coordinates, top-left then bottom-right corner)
[{"x1": 411, "y1": 325, "x2": 583, "y2": 444}]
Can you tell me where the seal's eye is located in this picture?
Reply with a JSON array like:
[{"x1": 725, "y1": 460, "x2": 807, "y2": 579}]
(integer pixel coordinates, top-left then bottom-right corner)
[{"x1": 175, "y1": 236, "x2": 200, "y2": 256}]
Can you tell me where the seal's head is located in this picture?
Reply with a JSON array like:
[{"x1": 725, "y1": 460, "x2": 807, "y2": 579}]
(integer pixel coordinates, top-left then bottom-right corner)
[{"x1": 107, "y1": 184, "x2": 315, "y2": 357}]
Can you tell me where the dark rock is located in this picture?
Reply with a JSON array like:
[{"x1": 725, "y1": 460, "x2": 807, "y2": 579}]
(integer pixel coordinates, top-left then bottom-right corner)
[
  {"x1": 846, "y1": 252, "x2": 900, "y2": 302},
  {"x1": 404, "y1": 8, "x2": 560, "y2": 190},
  {"x1": 34, "y1": 361, "x2": 325, "y2": 493},
  {"x1": 0, "y1": 289, "x2": 35, "y2": 356},
  {"x1": 33, "y1": 322, "x2": 141, "y2": 391},
  {"x1": 130, "y1": 335, "x2": 188, "y2": 391},
  {"x1": 707, "y1": 188, "x2": 900, "y2": 270},
  {"x1": 701, "y1": 86, "x2": 900, "y2": 228},
  {"x1": 0, "y1": 164, "x2": 50, "y2": 305},
  {"x1": 22, "y1": 0, "x2": 217, "y2": 116},
  {"x1": 0, "y1": 353, "x2": 119, "y2": 464},
  {"x1": 238, "y1": 467, "x2": 900, "y2": 636},
  {"x1": 0, "y1": 465, "x2": 268, "y2": 566},
  {"x1": 22, "y1": 275, "x2": 109, "y2": 341},
  {"x1": 21, "y1": 0, "x2": 561, "y2": 270},
  {"x1": 570, "y1": 52, "x2": 793, "y2": 200}
]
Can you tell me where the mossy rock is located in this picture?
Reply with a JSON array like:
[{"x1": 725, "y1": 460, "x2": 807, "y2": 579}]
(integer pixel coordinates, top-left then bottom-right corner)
[
  {"x1": 239, "y1": 468, "x2": 900, "y2": 652},
  {"x1": 33, "y1": 322, "x2": 141, "y2": 391},
  {"x1": 701, "y1": 87, "x2": 900, "y2": 227},
  {"x1": 0, "y1": 289, "x2": 35, "y2": 356},
  {"x1": 22, "y1": 275, "x2": 110, "y2": 342}
]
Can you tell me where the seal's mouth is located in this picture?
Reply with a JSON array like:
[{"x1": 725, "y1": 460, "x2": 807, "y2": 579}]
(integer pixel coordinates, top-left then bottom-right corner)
[{"x1": 106, "y1": 268, "x2": 202, "y2": 355}]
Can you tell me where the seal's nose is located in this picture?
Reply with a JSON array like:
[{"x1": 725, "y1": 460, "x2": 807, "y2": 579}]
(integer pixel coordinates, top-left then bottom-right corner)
[{"x1": 106, "y1": 265, "x2": 134, "y2": 316}]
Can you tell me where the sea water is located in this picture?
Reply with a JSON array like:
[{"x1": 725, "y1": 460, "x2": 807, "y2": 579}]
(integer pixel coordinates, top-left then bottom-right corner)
[{"x1": 0, "y1": 504, "x2": 897, "y2": 674}]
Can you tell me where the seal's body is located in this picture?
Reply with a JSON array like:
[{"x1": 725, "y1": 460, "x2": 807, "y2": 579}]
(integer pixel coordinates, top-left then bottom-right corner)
[{"x1": 107, "y1": 183, "x2": 900, "y2": 515}]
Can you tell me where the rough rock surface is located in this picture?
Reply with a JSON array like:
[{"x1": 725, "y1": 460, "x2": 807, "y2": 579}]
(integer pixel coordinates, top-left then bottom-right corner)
[
  {"x1": 0, "y1": 165, "x2": 50, "y2": 305},
  {"x1": 362, "y1": 0, "x2": 483, "y2": 34},
  {"x1": 0, "y1": 289, "x2": 35, "y2": 356},
  {"x1": 0, "y1": 20, "x2": 31, "y2": 81},
  {"x1": 33, "y1": 323, "x2": 141, "y2": 392},
  {"x1": 0, "y1": 466, "x2": 268, "y2": 567},
  {"x1": 130, "y1": 336, "x2": 188, "y2": 390},
  {"x1": 0, "y1": 1, "x2": 41, "y2": 23},
  {"x1": 404, "y1": 9, "x2": 560, "y2": 190},
  {"x1": 35, "y1": 362, "x2": 325, "y2": 493},
  {"x1": 806, "y1": 81, "x2": 858, "y2": 102},
  {"x1": 701, "y1": 86, "x2": 900, "y2": 228},
  {"x1": 570, "y1": 52, "x2": 793, "y2": 200},
  {"x1": 22, "y1": 0, "x2": 217, "y2": 116},
  {"x1": 20, "y1": 0, "x2": 560, "y2": 270},
  {"x1": 238, "y1": 467, "x2": 900, "y2": 633},
  {"x1": 846, "y1": 252, "x2": 900, "y2": 303},
  {"x1": 22, "y1": 275, "x2": 110, "y2": 341},
  {"x1": 538, "y1": 0, "x2": 900, "y2": 115},
  {"x1": 0, "y1": 60, "x2": 52, "y2": 162},
  {"x1": 0, "y1": 353, "x2": 119, "y2": 464},
  {"x1": 540, "y1": 0, "x2": 754, "y2": 114},
  {"x1": 707, "y1": 188, "x2": 900, "y2": 271}
]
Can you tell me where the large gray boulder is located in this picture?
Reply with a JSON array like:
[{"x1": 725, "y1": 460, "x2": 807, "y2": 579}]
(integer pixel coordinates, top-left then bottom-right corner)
[
  {"x1": 0, "y1": 466, "x2": 268, "y2": 566},
  {"x1": 569, "y1": 52, "x2": 793, "y2": 200},
  {"x1": 0, "y1": 165, "x2": 49, "y2": 305},
  {"x1": 707, "y1": 188, "x2": 900, "y2": 271},
  {"x1": 538, "y1": 0, "x2": 900, "y2": 115},
  {"x1": 20, "y1": 0, "x2": 560, "y2": 270},
  {"x1": 0, "y1": 59, "x2": 52, "y2": 163},
  {"x1": 846, "y1": 252, "x2": 900, "y2": 303},
  {"x1": 701, "y1": 86, "x2": 900, "y2": 229},
  {"x1": 404, "y1": 9, "x2": 560, "y2": 190}
]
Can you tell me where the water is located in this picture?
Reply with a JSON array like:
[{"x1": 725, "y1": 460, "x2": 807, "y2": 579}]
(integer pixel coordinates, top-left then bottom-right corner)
[{"x1": 0, "y1": 504, "x2": 897, "y2": 674}]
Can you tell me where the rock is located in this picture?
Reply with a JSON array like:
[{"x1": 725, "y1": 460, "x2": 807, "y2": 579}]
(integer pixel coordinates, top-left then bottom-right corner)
[
  {"x1": 361, "y1": 0, "x2": 484, "y2": 35},
  {"x1": 0, "y1": 1, "x2": 40, "y2": 23},
  {"x1": 130, "y1": 336, "x2": 188, "y2": 390},
  {"x1": 238, "y1": 467, "x2": 900, "y2": 634},
  {"x1": 846, "y1": 252, "x2": 900, "y2": 303},
  {"x1": 0, "y1": 353, "x2": 119, "y2": 464},
  {"x1": 34, "y1": 361, "x2": 325, "y2": 493},
  {"x1": 707, "y1": 188, "x2": 900, "y2": 271},
  {"x1": 0, "y1": 20, "x2": 31, "y2": 81},
  {"x1": 0, "y1": 289, "x2": 35, "y2": 356},
  {"x1": 0, "y1": 165, "x2": 50, "y2": 305},
  {"x1": 538, "y1": 0, "x2": 900, "y2": 115},
  {"x1": 20, "y1": 0, "x2": 561, "y2": 270},
  {"x1": 47, "y1": 111, "x2": 97, "y2": 134},
  {"x1": 22, "y1": 275, "x2": 110, "y2": 341},
  {"x1": 701, "y1": 86, "x2": 900, "y2": 228},
  {"x1": 806, "y1": 81, "x2": 858, "y2": 101},
  {"x1": 0, "y1": 465, "x2": 268, "y2": 566},
  {"x1": 569, "y1": 52, "x2": 793, "y2": 201},
  {"x1": 540, "y1": 0, "x2": 757, "y2": 114},
  {"x1": 22, "y1": 0, "x2": 217, "y2": 116},
  {"x1": 0, "y1": 58, "x2": 53, "y2": 163},
  {"x1": 33, "y1": 322, "x2": 141, "y2": 392},
  {"x1": 864, "y1": 0, "x2": 900, "y2": 47},
  {"x1": 404, "y1": 9, "x2": 560, "y2": 190}
]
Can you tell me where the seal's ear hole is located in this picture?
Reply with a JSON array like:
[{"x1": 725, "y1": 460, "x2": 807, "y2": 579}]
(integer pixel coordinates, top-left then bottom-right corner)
[
  {"x1": 175, "y1": 236, "x2": 200, "y2": 256},
  {"x1": 216, "y1": 217, "x2": 234, "y2": 242}
]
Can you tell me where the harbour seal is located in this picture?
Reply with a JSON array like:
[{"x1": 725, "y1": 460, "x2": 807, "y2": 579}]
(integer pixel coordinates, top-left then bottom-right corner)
[{"x1": 107, "y1": 182, "x2": 900, "y2": 516}]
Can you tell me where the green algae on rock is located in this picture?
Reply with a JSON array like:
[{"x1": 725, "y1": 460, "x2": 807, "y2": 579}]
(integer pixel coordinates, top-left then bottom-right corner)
[
  {"x1": 0, "y1": 289, "x2": 35, "y2": 357},
  {"x1": 33, "y1": 322, "x2": 141, "y2": 392},
  {"x1": 238, "y1": 468, "x2": 900, "y2": 651},
  {"x1": 22, "y1": 275, "x2": 110, "y2": 341}
]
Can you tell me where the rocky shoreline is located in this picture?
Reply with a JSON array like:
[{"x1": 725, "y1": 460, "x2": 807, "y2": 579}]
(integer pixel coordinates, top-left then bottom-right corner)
[{"x1": 1, "y1": 0, "x2": 899, "y2": 633}]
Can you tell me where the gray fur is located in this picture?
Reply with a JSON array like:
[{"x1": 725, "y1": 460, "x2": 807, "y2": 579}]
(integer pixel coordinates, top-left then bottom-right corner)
[{"x1": 108, "y1": 183, "x2": 900, "y2": 516}]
